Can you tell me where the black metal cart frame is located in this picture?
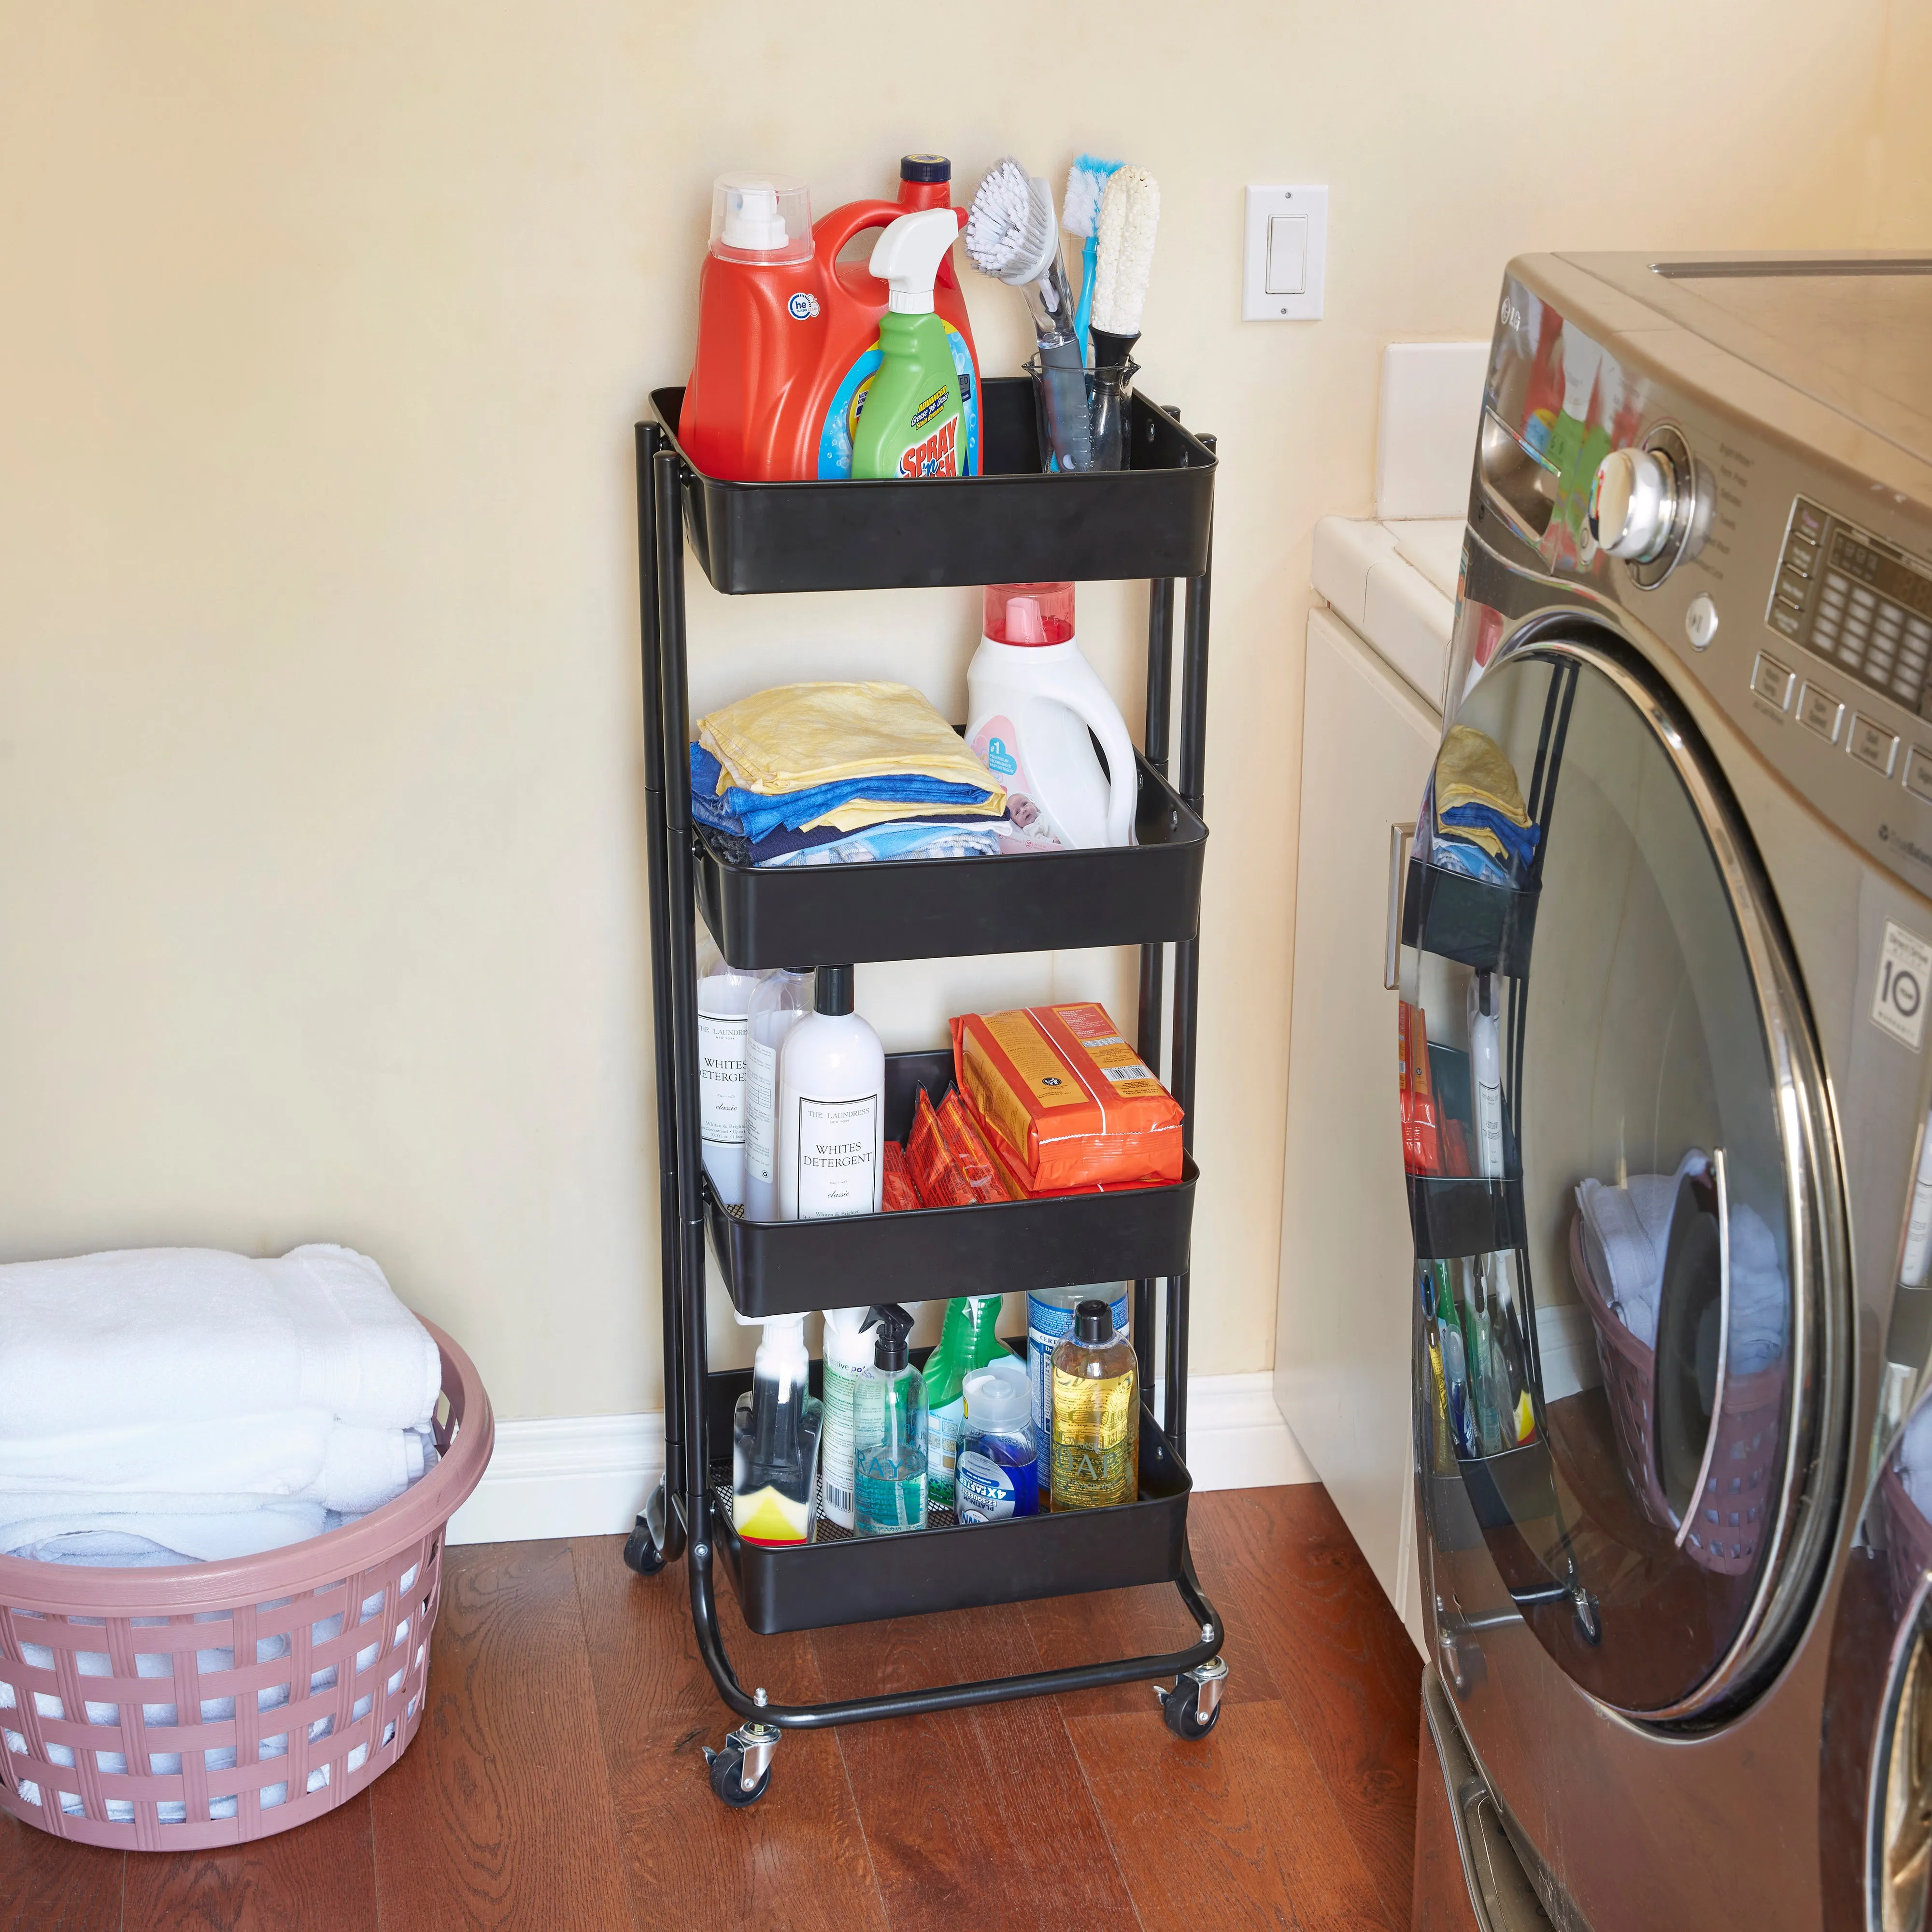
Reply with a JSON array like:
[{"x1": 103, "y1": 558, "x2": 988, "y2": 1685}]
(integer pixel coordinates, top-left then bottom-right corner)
[{"x1": 627, "y1": 382, "x2": 1227, "y2": 1791}]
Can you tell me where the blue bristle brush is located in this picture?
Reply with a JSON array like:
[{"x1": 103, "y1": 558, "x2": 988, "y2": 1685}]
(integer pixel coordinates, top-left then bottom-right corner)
[{"x1": 1063, "y1": 155, "x2": 1122, "y2": 365}]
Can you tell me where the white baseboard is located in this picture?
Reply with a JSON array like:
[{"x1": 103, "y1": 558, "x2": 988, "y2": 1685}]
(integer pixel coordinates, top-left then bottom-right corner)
[{"x1": 446, "y1": 1370, "x2": 1313, "y2": 1547}]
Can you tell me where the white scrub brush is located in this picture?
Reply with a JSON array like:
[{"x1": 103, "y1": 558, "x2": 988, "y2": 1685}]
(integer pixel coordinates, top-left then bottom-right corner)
[
  {"x1": 1062, "y1": 154, "x2": 1122, "y2": 363},
  {"x1": 965, "y1": 157, "x2": 1090, "y2": 468},
  {"x1": 1089, "y1": 167, "x2": 1160, "y2": 373}
]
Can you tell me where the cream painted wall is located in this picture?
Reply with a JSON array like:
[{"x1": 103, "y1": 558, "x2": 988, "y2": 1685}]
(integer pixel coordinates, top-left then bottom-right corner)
[{"x1": 0, "y1": 1, "x2": 1926, "y2": 1421}]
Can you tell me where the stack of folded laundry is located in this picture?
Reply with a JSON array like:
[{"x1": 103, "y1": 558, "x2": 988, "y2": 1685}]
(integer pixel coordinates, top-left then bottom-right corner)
[
  {"x1": 1576, "y1": 1150, "x2": 1787, "y2": 1369},
  {"x1": 1428, "y1": 724, "x2": 1540, "y2": 888},
  {"x1": 0, "y1": 1243, "x2": 441, "y2": 1566},
  {"x1": 690, "y1": 680, "x2": 1023, "y2": 867}
]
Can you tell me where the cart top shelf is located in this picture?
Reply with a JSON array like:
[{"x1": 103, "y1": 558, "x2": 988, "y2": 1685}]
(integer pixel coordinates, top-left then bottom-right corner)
[{"x1": 647, "y1": 378, "x2": 1216, "y2": 596}]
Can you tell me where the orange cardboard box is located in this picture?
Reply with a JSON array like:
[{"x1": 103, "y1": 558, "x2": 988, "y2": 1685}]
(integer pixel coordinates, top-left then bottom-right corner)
[{"x1": 949, "y1": 1002, "x2": 1184, "y2": 1194}]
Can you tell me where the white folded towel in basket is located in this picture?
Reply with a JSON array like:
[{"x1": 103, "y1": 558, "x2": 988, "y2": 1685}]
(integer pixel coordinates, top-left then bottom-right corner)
[
  {"x1": 0, "y1": 1420, "x2": 429, "y2": 1511},
  {"x1": 0, "y1": 1243, "x2": 440, "y2": 1440}
]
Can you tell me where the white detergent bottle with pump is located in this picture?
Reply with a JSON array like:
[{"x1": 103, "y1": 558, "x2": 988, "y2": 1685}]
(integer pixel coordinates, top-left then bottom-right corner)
[{"x1": 967, "y1": 582, "x2": 1136, "y2": 849}]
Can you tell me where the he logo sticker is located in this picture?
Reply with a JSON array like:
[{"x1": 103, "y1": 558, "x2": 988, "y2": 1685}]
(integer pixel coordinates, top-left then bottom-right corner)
[{"x1": 1873, "y1": 921, "x2": 1932, "y2": 1051}]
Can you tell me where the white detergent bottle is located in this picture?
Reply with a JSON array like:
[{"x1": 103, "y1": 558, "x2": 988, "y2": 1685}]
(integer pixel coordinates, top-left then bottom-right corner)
[
  {"x1": 697, "y1": 953, "x2": 769, "y2": 1208},
  {"x1": 966, "y1": 582, "x2": 1137, "y2": 849},
  {"x1": 775, "y1": 965, "x2": 884, "y2": 1221}
]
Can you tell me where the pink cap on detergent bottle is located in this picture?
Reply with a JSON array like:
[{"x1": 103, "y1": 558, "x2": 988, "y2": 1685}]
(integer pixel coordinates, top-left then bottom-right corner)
[{"x1": 983, "y1": 582, "x2": 1074, "y2": 645}]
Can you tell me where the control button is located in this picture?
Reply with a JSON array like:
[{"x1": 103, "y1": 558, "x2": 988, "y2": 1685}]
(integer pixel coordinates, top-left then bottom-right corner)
[
  {"x1": 1797, "y1": 683, "x2": 1844, "y2": 742},
  {"x1": 1907, "y1": 748, "x2": 1932, "y2": 804},
  {"x1": 1769, "y1": 605, "x2": 1803, "y2": 638},
  {"x1": 1785, "y1": 538, "x2": 1817, "y2": 576},
  {"x1": 1776, "y1": 571, "x2": 1809, "y2": 609},
  {"x1": 1686, "y1": 595, "x2": 1720, "y2": 650},
  {"x1": 1796, "y1": 502, "x2": 1826, "y2": 540},
  {"x1": 1751, "y1": 653, "x2": 1795, "y2": 709},
  {"x1": 1850, "y1": 714, "x2": 1901, "y2": 776}
]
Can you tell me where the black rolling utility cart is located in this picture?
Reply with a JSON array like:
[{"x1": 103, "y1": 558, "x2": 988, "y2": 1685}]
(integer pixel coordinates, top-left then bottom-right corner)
[{"x1": 624, "y1": 376, "x2": 1226, "y2": 1807}]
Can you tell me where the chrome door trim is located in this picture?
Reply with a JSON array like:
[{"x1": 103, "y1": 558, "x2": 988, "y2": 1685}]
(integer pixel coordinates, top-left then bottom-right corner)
[
  {"x1": 1867, "y1": 1567, "x2": 1932, "y2": 1932},
  {"x1": 1673, "y1": 1147, "x2": 1735, "y2": 1552},
  {"x1": 1488, "y1": 625, "x2": 1852, "y2": 1722}
]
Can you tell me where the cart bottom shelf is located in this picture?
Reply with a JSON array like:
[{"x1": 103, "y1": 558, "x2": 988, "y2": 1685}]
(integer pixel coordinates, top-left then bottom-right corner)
[{"x1": 706, "y1": 1406, "x2": 1194, "y2": 1636}]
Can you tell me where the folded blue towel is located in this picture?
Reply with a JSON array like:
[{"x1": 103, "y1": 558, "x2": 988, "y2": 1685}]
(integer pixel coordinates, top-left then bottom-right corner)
[
  {"x1": 758, "y1": 821, "x2": 1006, "y2": 867},
  {"x1": 1439, "y1": 801, "x2": 1541, "y2": 872},
  {"x1": 690, "y1": 742, "x2": 996, "y2": 844}
]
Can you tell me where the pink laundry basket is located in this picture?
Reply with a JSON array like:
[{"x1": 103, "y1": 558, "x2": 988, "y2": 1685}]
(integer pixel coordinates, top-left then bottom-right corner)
[
  {"x1": 1566, "y1": 1212, "x2": 1787, "y2": 1577},
  {"x1": 1879, "y1": 1459, "x2": 1932, "y2": 1619},
  {"x1": 0, "y1": 1317, "x2": 491, "y2": 1852}
]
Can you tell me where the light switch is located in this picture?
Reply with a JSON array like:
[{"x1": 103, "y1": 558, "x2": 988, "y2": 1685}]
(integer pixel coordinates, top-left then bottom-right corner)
[
  {"x1": 1265, "y1": 214, "x2": 1308, "y2": 295},
  {"x1": 1243, "y1": 185, "x2": 1328, "y2": 321}
]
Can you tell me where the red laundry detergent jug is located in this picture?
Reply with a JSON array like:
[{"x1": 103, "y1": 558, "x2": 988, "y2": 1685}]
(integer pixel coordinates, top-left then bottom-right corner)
[{"x1": 680, "y1": 156, "x2": 982, "y2": 482}]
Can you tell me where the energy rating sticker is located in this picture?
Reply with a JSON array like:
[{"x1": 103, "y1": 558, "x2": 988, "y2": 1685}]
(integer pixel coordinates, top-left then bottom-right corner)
[{"x1": 1873, "y1": 921, "x2": 1932, "y2": 1051}]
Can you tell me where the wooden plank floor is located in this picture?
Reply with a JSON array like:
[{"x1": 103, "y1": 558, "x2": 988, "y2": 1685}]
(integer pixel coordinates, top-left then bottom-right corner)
[{"x1": 0, "y1": 1486, "x2": 1422, "y2": 1932}]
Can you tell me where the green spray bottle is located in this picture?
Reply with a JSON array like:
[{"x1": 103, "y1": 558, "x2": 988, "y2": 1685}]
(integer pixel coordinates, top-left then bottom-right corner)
[
  {"x1": 851, "y1": 208, "x2": 968, "y2": 480},
  {"x1": 921, "y1": 1295, "x2": 1006, "y2": 1508}
]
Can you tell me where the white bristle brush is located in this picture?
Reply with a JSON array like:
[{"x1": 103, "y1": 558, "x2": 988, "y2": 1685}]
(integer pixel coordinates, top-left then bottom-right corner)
[{"x1": 1089, "y1": 167, "x2": 1160, "y2": 371}]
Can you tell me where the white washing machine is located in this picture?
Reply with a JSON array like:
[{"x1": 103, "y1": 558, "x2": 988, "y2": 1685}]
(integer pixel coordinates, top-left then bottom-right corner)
[{"x1": 1405, "y1": 252, "x2": 1932, "y2": 1930}]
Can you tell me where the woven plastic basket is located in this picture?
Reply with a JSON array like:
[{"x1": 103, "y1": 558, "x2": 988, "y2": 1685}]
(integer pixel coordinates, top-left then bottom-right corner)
[
  {"x1": 0, "y1": 1317, "x2": 491, "y2": 1851},
  {"x1": 1566, "y1": 1212, "x2": 1786, "y2": 1576},
  {"x1": 1880, "y1": 1459, "x2": 1932, "y2": 1619}
]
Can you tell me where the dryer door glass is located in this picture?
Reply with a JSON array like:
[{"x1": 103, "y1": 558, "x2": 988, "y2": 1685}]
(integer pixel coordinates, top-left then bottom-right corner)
[{"x1": 1406, "y1": 633, "x2": 1842, "y2": 1719}]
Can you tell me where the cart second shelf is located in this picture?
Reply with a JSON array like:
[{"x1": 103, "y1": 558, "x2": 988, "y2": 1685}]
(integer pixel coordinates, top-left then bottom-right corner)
[
  {"x1": 708, "y1": 1051, "x2": 1195, "y2": 1319},
  {"x1": 694, "y1": 754, "x2": 1205, "y2": 968},
  {"x1": 703, "y1": 1361, "x2": 1192, "y2": 1635}
]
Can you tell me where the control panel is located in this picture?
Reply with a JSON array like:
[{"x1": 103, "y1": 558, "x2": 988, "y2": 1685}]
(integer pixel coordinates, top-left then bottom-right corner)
[{"x1": 1766, "y1": 499, "x2": 1932, "y2": 717}]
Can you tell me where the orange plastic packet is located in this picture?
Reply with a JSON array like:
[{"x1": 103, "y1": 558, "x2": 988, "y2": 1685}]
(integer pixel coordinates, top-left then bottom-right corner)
[
  {"x1": 950, "y1": 1002, "x2": 1183, "y2": 1194},
  {"x1": 906, "y1": 1089, "x2": 975, "y2": 1207},
  {"x1": 882, "y1": 1140, "x2": 919, "y2": 1212},
  {"x1": 936, "y1": 1087, "x2": 1015, "y2": 1203}
]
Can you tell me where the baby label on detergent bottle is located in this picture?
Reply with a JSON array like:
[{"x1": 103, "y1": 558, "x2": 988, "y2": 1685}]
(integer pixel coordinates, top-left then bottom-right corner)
[{"x1": 967, "y1": 582, "x2": 1138, "y2": 851}]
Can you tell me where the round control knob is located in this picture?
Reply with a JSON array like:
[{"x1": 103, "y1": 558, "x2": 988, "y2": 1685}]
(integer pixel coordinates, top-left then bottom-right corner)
[{"x1": 1589, "y1": 447, "x2": 1676, "y2": 562}]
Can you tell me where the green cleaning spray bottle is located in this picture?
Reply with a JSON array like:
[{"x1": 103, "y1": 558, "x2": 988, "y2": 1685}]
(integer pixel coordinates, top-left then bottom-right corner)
[
  {"x1": 851, "y1": 208, "x2": 969, "y2": 480},
  {"x1": 921, "y1": 1295, "x2": 1006, "y2": 1509}
]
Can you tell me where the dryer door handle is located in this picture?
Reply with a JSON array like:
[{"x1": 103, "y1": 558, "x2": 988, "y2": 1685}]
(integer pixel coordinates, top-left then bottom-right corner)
[
  {"x1": 1385, "y1": 822, "x2": 1416, "y2": 991},
  {"x1": 1673, "y1": 1146, "x2": 1733, "y2": 1553}
]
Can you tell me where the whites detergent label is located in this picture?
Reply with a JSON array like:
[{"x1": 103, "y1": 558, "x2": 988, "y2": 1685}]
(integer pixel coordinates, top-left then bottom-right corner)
[
  {"x1": 745, "y1": 1037, "x2": 779, "y2": 1184},
  {"x1": 697, "y1": 1012, "x2": 748, "y2": 1142},
  {"x1": 795, "y1": 1094, "x2": 879, "y2": 1219}
]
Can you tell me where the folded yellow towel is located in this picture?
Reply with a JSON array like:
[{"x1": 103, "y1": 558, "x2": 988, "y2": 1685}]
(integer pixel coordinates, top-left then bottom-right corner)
[
  {"x1": 1433, "y1": 725, "x2": 1533, "y2": 864},
  {"x1": 698, "y1": 681, "x2": 1003, "y2": 802}
]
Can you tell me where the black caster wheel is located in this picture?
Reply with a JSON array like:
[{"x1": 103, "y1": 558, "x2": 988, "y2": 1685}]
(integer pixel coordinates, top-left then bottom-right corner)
[
  {"x1": 704, "y1": 1729, "x2": 776, "y2": 1808},
  {"x1": 622, "y1": 1480, "x2": 674, "y2": 1576},
  {"x1": 622, "y1": 1515, "x2": 664, "y2": 1576},
  {"x1": 1158, "y1": 1659, "x2": 1227, "y2": 1741}
]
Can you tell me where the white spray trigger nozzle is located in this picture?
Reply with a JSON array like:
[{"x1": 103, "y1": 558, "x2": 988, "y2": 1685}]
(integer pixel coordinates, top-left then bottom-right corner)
[{"x1": 869, "y1": 207, "x2": 961, "y2": 315}]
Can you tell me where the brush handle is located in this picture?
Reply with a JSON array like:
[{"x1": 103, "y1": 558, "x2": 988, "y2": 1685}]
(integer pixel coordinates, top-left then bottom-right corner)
[
  {"x1": 1090, "y1": 327, "x2": 1140, "y2": 374},
  {"x1": 1072, "y1": 234, "x2": 1099, "y2": 365}
]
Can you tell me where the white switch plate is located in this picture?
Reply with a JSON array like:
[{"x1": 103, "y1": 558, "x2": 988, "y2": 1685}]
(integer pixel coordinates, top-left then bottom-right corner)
[{"x1": 1244, "y1": 185, "x2": 1327, "y2": 321}]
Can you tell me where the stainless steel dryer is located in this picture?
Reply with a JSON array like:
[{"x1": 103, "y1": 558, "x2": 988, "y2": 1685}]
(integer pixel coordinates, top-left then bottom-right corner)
[{"x1": 1402, "y1": 252, "x2": 1932, "y2": 1931}]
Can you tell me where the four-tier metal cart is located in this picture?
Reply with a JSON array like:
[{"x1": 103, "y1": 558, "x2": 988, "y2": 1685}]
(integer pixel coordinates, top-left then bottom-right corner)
[{"x1": 624, "y1": 374, "x2": 1227, "y2": 1804}]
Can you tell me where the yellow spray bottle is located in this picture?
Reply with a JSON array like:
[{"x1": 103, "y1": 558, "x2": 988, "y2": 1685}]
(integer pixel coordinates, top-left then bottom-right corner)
[{"x1": 851, "y1": 207, "x2": 969, "y2": 480}]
